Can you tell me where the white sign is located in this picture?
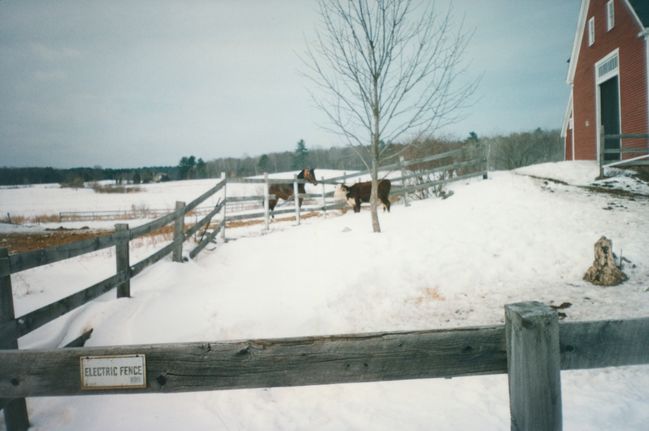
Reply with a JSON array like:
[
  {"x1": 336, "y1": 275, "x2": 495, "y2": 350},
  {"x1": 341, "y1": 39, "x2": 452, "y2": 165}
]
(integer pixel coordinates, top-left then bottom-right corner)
[{"x1": 80, "y1": 354, "x2": 147, "y2": 390}]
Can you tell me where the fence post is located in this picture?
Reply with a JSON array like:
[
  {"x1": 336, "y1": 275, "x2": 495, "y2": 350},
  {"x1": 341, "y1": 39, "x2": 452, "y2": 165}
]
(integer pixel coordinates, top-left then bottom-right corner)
[
  {"x1": 114, "y1": 224, "x2": 131, "y2": 298},
  {"x1": 264, "y1": 173, "x2": 270, "y2": 231},
  {"x1": 482, "y1": 141, "x2": 490, "y2": 180},
  {"x1": 221, "y1": 172, "x2": 227, "y2": 241},
  {"x1": 0, "y1": 248, "x2": 30, "y2": 431},
  {"x1": 505, "y1": 301, "x2": 562, "y2": 431},
  {"x1": 321, "y1": 177, "x2": 326, "y2": 216},
  {"x1": 293, "y1": 174, "x2": 300, "y2": 225},
  {"x1": 599, "y1": 125, "x2": 605, "y2": 178},
  {"x1": 399, "y1": 156, "x2": 410, "y2": 207},
  {"x1": 173, "y1": 201, "x2": 185, "y2": 263}
]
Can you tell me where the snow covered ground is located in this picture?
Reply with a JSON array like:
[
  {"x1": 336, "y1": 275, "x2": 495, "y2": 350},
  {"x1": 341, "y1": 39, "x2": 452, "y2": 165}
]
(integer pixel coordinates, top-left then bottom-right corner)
[{"x1": 2, "y1": 161, "x2": 649, "y2": 430}]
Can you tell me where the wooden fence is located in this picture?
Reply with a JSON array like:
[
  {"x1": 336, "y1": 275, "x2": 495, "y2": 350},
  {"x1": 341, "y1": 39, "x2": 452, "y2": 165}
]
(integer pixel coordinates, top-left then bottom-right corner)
[
  {"x1": 217, "y1": 141, "x2": 487, "y2": 232},
  {"x1": 58, "y1": 206, "x2": 216, "y2": 222},
  {"x1": 599, "y1": 127, "x2": 649, "y2": 176},
  {"x1": 0, "y1": 176, "x2": 227, "y2": 430},
  {"x1": 0, "y1": 302, "x2": 647, "y2": 430},
  {"x1": 0, "y1": 144, "x2": 489, "y2": 430}
]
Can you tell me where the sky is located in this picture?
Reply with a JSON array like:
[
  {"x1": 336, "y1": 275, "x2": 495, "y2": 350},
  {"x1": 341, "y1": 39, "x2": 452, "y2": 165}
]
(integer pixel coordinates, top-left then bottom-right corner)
[{"x1": 0, "y1": 0, "x2": 581, "y2": 169}]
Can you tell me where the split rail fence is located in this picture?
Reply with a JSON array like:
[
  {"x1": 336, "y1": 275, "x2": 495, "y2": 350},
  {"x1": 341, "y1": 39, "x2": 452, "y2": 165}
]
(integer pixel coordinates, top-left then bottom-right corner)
[{"x1": 1, "y1": 143, "x2": 494, "y2": 430}]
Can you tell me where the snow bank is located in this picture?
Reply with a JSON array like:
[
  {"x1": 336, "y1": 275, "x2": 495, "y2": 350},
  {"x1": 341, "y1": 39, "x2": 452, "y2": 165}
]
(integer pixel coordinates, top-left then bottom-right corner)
[{"x1": 514, "y1": 160, "x2": 599, "y2": 185}]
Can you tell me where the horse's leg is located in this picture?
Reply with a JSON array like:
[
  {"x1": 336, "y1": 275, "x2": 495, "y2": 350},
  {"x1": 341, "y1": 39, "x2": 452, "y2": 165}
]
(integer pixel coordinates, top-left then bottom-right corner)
[
  {"x1": 354, "y1": 197, "x2": 361, "y2": 213},
  {"x1": 269, "y1": 199, "x2": 277, "y2": 219},
  {"x1": 381, "y1": 197, "x2": 391, "y2": 212}
]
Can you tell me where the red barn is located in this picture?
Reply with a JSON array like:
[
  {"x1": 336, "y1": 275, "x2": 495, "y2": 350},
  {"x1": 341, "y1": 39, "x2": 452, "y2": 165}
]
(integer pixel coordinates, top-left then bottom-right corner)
[{"x1": 562, "y1": 0, "x2": 649, "y2": 166}]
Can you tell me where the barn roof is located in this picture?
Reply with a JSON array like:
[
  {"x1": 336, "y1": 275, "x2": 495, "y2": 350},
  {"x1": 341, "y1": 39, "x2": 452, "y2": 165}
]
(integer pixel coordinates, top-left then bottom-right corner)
[
  {"x1": 628, "y1": 0, "x2": 649, "y2": 27},
  {"x1": 566, "y1": 0, "x2": 649, "y2": 85}
]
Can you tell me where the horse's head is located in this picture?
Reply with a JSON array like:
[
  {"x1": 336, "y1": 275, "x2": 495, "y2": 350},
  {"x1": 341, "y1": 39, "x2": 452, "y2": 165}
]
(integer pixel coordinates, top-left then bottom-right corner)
[
  {"x1": 336, "y1": 184, "x2": 352, "y2": 200},
  {"x1": 335, "y1": 184, "x2": 356, "y2": 209},
  {"x1": 298, "y1": 168, "x2": 318, "y2": 186}
]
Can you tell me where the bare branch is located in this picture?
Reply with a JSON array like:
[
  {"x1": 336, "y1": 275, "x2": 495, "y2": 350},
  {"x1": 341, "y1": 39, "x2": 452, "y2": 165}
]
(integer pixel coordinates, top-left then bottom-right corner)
[{"x1": 303, "y1": 0, "x2": 478, "y2": 232}]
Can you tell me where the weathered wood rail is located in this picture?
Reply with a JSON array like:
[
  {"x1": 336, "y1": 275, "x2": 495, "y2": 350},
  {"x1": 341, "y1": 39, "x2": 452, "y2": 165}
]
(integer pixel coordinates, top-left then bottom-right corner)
[
  {"x1": 0, "y1": 144, "x2": 489, "y2": 430},
  {"x1": 0, "y1": 302, "x2": 647, "y2": 430},
  {"x1": 58, "y1": 206, "x2": 215, "y2": 222},
  {"x1": 599, "y1": 127, "x2": 649, "y2": 174}
]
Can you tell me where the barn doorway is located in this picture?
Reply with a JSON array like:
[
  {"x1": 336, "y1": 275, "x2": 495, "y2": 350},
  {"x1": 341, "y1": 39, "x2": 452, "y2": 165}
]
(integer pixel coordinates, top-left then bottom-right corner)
[{"x1": 599, "y1": 75, "x2": 621, "y2": 161}]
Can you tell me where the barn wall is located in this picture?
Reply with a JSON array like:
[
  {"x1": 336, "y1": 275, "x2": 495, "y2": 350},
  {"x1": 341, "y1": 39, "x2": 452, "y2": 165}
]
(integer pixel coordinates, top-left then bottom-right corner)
[{"x1": 572, "y1": 0, "x2": 648, "y2": 160}]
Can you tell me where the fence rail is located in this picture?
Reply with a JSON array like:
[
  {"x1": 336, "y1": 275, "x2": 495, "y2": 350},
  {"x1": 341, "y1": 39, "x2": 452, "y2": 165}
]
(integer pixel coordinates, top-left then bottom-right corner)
[
  {"x1": 0, "y1": 324, "x2": 506, "y2": 397},
  {"x1": 58, "y1": 206, "x2": 216, "y2": 222},
  {"x1": 2, "y1": 311, "x2": 645, "y2": 398}
]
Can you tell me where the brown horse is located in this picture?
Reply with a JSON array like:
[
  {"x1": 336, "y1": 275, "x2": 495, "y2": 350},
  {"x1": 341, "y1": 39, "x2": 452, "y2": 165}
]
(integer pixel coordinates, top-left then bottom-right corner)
[{"x1": 269, "y1": 168, "x2": 318, "y2": 216}]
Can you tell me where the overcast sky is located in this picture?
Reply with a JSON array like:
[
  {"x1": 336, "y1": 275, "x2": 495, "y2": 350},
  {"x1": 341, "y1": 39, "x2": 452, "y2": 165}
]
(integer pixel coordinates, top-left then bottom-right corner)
[{"x1": 0, "y1": 0, "x2": 580, "y2": 169}]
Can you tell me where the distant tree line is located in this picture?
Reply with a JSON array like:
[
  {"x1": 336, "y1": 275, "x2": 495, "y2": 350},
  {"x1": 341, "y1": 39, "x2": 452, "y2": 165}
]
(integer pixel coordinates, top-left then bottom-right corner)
[
  {"x1": 0, "y1": 166, "x2": 179, "y2": 186},
  {"x1": 482, "y1": 128, "x2": 563, "y2": 170},
  {"x1": 0, "y1": 129, "x2": 562, "y2": 186},
  {"x1": 205, "y1": 140, "x2": 368, "y2": 178}
]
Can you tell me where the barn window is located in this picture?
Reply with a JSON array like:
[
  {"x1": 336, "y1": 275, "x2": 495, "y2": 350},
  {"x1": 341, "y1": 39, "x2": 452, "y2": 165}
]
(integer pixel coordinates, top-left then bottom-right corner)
[
  {"x1": 606, "y1": 1, "x2": 615, "y2": 31},
  {"x1": 588, "y1": 17, "x2": 595, "y2": 46},
  {"x1": 597, "y1": 53, "x2": 619, "y2": 81}
]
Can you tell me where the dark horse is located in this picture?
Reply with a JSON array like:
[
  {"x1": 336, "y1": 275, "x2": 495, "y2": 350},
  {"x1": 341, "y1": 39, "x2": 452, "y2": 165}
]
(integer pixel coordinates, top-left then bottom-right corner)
[
  {"x1": 339, "y1": 179, "x2": 391, "y2": 213},
  {"x1": 269, "y1": 168, "x2": 318, "y2": 216}
]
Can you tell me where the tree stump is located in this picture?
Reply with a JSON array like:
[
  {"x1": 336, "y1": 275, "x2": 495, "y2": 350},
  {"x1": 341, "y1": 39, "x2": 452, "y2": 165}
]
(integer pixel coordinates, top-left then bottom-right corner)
[{"x1": 583, "y1": 236, "x2": 627, "y2": 286}]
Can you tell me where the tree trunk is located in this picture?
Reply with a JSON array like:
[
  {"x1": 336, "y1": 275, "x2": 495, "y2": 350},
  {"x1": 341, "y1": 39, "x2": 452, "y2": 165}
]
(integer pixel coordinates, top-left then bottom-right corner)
[
  {"x1": 583, "y1": 236, "x2": 627, "y2": 286},
  {"x1": 370, "y1": 158, "x2": 380, "y2": 233},
  {"x1": 370, "y1": 90, "x2": 381, "y2": 233}
]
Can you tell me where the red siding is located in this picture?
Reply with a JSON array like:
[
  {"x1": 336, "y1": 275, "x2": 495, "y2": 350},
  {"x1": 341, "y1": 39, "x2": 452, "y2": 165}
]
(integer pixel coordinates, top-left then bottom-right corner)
[{"x1": 572, "y1": 0, "x2": 648, "y2": 160}]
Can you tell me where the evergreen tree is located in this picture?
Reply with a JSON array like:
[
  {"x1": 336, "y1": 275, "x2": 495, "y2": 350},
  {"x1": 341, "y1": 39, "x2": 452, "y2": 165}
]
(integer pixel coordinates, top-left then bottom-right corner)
[
  {"x1": 466, "y1": 131, "x2": 479, "y2": 143},
  {"x1": 196, "y1": 158, "x2": 207, "y2": 178},
  {"x1": 178, "y1": 156, "x2": 197, "y2": 179},
  {"x1": 292, "y1": 139, "x2": 309, "y2": 169},
  {"x1": 258, "y1": 154, "x2": 270, "y2": 173}
]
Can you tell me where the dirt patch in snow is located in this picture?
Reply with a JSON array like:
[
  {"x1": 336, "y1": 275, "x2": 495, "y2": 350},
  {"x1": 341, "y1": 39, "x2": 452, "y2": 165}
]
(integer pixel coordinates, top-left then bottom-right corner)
[
  {"x1": 1, "y1": 211, "x2": 327, "y2": 254},
  {"x1": 0, "y1": 229, "x2": 113, "y2": 253},
  {"x1": 581, "y1": 184, "x2": 649, "y2": 201}
]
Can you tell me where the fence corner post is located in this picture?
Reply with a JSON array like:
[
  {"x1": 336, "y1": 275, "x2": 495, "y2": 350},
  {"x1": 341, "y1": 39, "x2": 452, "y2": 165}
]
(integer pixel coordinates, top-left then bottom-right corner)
[
  {"x1": 505, "y1": 301, "x2": 562, "y2": 431},
  {"x1": 114, "y1": 223, "x2": 131, "y2": 298},
  {"x1": 0, "y1": 248, "x2": 30, "y2": 431},
  {"x1": 173, "y1": 201, "x2": 185, "y2": 262}
]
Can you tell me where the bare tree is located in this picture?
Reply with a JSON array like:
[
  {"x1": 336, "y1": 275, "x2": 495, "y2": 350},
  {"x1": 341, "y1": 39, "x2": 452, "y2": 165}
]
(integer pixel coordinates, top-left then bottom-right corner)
[
  {"x1": 304, "y1": 0, "x2": 477, "y2": 232},
  {"x1": 487, "y1": 128, "x2": 563, "y2": 170}
]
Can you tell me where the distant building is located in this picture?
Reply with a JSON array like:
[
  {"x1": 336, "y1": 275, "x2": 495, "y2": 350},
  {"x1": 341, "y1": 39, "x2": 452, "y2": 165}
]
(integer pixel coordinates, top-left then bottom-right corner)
[{"x1": 562, "y1": 0, "x2": 649, "y2": 165}]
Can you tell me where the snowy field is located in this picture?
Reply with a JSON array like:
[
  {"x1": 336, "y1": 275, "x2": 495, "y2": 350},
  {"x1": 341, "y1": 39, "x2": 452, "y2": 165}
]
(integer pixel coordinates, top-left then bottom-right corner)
[{"x1": 1, "y1": 161, "x2": 649, "y2": 430}]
